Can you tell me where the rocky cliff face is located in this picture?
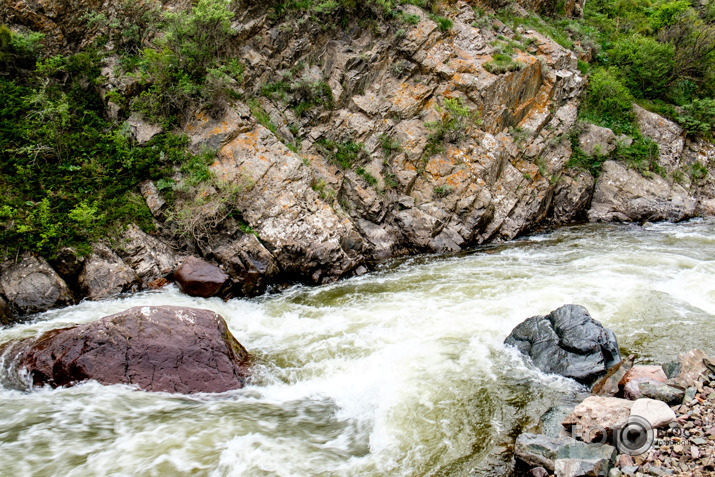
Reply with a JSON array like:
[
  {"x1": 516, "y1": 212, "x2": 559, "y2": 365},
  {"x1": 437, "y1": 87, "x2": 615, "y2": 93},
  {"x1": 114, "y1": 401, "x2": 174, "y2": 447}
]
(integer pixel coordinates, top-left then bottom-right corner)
[{"x1": 0, "y1": 0, "x2": 713, "y2": 320}]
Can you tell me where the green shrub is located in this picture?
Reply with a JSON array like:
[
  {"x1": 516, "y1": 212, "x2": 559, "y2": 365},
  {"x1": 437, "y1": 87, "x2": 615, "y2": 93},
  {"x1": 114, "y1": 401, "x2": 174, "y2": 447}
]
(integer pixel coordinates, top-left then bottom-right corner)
[
  {"x1": 429, "y1": 14, "x2": 453, "y2": 31},
  {"x1": 131, "y1": 0, "x2": 235, "y2": 124},
  {"x1": 580, "y1": 68, "x2": 635, "y2": 134},
  {"x1": 608, "y1": 35, "x2": 675, "y2": 99},
  {"x1": 677, "y1": 98, "x2": 715, "y2": 136},
  {"x1": 425, "y1": 97, "x2": 481, "y2": 157},
  {"x1": 433, "y1": 184, "x2": 453, "y2": 198},
  {"x1": 613, "y1": 135, "x2": 662, "y2": 176},
  {"x1": 379, "y1": 133, "x2": 401, "y2": 157},
  {"x1": 315, "y1": 138, "x2": 364, "y2": 168},
  {"x1": 650, "y1": 0, "x2": 692, "y2": 30}
]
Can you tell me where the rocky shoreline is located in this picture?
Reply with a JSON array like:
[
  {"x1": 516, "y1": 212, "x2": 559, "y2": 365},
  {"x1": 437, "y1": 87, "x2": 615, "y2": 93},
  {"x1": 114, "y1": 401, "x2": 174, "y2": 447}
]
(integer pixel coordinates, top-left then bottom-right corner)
[{"x1": 506, "y1": 306, "x2": 715, "y2": 477}]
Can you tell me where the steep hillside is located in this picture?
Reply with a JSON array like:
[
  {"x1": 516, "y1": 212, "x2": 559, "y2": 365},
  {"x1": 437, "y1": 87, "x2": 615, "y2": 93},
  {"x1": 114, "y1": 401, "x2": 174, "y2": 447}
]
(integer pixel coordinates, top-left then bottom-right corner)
[{"x1": 1, "y1": 0, "x2": 714, "y2": 320}]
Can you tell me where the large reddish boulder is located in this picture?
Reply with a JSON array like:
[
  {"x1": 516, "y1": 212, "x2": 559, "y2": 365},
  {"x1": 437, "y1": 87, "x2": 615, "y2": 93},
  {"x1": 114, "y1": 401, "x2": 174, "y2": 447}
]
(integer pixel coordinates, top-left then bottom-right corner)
[
  {"x1": 174, "y1": 257, "x2": 229, "y2": 297},
  {"x1": 0, "y1": 306, "x2": 250, "y2": 394}
]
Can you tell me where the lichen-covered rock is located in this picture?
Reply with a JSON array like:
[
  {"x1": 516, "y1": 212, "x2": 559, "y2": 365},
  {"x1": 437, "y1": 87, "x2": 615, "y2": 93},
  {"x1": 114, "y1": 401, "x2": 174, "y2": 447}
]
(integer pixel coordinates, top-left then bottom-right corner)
[
  {"x1": 578, "y1": 123, "x2": 618, "y2": 157},
  {"x1": 0, "y1": 254, "x2": 73, "y2": 317},
  {"x1": 77, "y1": 244, "x2": 140, "y2": 301},
  {"x1": 0, "y1": 306, "x2": 250, "y2": 393},
  {"x1": 127, "y1": 114, "x2": 162, "y2": 145},
  {"x1": 633, "y1": 105, "x2": 684, "y2": 175},
  {"x1": 138, "y1": 180, "x2": 166, "y2": 219},
  {"x1": 588, "y1": 161, "x2": 697, "y2": 222},
  {"x1": 210, "y1": 125, "x2": 361, "y2": 284},
  {"x1": 505, "y1": 304, "x2": 621, "y2": 384}
]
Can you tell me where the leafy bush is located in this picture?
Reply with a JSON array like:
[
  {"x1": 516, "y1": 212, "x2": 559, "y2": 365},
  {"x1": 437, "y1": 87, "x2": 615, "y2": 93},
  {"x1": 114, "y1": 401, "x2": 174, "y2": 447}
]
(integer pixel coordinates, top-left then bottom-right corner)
[
  {"x1": 579, "y1": 68, "x2": 635, "y2": 134},
  {"x1": 131, "y1": 0, "x2": 236, "y2": 124},
  {"x1": 607, "y1": 35, "x2": 675, "y2": 99},
  {"x1": 429, "y1": 14, "x2": 453, "y2": 31},
  {"x1": 650, "y1": 0, "x2": 692, "y2": 31},
  {"x1": 677, "y1": 98, "x2": 715, "y2": 136},
  {"x1": 82, "y1": 0, "x2": 161, "y2": 55}
]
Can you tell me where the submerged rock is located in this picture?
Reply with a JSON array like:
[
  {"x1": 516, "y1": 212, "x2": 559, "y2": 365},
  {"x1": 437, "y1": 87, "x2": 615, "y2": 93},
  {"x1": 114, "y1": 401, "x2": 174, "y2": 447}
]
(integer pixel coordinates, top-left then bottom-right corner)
[
  {"x1": 0, "y1": 306, "x2": 250, "y2": 394},
  {"x1": 0, "y1": 254, "x2": 73, "y2": 318},
  {"x1": 174, "y1": 256, "x2": 229, "y2": 298},
  {"x1": 504, "y1": 304, "x2": 621, "y2": 384}
]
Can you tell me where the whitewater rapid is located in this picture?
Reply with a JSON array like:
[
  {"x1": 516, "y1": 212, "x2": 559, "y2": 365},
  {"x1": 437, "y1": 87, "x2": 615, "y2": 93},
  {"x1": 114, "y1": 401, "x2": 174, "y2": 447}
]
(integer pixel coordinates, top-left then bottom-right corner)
[{"x1": 1, "y1": 220, "x2": 713, "y2": 476}]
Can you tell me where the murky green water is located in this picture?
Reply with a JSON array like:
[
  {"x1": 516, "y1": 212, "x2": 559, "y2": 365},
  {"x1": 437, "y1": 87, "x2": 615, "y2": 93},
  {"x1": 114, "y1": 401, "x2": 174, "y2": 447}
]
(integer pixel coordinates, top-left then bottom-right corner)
[{"x1": 1, "y1": 220, "x2": 714, "y2": 476}]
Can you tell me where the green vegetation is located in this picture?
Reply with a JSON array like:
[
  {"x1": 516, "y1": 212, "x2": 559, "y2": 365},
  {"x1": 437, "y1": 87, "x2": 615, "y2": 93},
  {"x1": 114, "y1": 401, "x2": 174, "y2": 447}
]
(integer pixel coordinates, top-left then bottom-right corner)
[
  {"x1": 429, "y1": 14, "x2": 453, "y2": 31},
  {"x1": 379, "y1": 133, "x2": 402, "y2": 157},
  {"x1": 433, "y1": 184, "x2": 453, "y2": 198},
  {"x1": 0, "y1": 0, "x2": 243, "y2": 258},
  {"x1": 0, "y1": 66, "x2": 194, "y2": 257},
  {"x1": 315, "y1": 138, "x2": 365, "y2": 169},
  {"x1": 425, "y1": 97, "x2": 481, "y2": 157}
]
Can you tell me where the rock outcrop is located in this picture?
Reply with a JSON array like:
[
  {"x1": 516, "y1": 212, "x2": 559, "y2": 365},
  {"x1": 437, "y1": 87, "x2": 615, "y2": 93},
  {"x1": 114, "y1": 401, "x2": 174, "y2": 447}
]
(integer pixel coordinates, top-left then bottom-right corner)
[
  {"x1": 77, "y1": 244, "x2": 141, "y2": 300},
  {"x1": 588, "y1": 161, "x2": 698, "y2": 222},
  {"x1": 0, "y1": 0, "x2": 713, "y2": 317},
  {"x1": 515, "y1": 432, "x2": 617, "y2": 474},
  {"x1": 0, "y1": 306, "x2": 251, "y2": 393},
  {"x1": 505, "y1": 304, "x2": 621, "y2": 384},
  {"x1": 115, "y1": 224, "x2": 178, "y2": 285},
  {"x1": 0, "y1": 254, "x2": 73, "y2": 318}
]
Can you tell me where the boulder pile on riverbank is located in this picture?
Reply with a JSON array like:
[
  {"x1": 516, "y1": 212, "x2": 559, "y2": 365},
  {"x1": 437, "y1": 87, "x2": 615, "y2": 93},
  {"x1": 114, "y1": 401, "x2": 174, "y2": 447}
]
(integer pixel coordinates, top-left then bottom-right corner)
[
  {"x1": 507, "y1": 307, "x2": 715, "y2": 476},
  {"x1": 0, "y1": 306, "x2": 251, "y2": 394}
]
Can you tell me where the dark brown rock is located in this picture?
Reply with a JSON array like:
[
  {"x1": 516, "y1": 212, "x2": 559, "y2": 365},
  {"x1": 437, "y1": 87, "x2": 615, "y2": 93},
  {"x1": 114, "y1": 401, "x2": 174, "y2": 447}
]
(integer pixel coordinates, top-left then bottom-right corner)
[
  {"x1": 174, "y1": 257, "x2": 229, "y2": 297},
  {"x1": 0, "y1": 306, "x2": 250, "y2": 394},
  {"x1": 592, "y1": 355, "x2": 634, "y2": 396},
  {"x1": 49, "y1": 247, "x2": 85, "y2": 281},
  {"x1": 0, "y1": 295, "x2": 14, "y2": 326}
]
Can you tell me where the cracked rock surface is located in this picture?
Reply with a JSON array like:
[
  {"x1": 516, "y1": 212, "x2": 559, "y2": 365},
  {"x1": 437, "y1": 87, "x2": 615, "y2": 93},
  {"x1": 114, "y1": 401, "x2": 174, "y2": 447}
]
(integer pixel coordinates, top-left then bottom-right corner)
[{"x1": 0, "y1": 306, "x2": 251, "y2": 394}]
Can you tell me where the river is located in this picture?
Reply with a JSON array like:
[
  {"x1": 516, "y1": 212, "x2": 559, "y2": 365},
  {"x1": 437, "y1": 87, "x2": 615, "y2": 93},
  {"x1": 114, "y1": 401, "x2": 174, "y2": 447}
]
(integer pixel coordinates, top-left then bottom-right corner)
[{"x1": 1, "y1": 220, "x2": 714, "y2": 476}]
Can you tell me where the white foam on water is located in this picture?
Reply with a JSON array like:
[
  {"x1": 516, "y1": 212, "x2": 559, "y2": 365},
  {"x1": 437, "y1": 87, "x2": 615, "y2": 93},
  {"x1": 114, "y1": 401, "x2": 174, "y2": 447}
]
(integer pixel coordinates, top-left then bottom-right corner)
[{"x1": 0, "y1": 220, "x2": 713, "y2": 476}]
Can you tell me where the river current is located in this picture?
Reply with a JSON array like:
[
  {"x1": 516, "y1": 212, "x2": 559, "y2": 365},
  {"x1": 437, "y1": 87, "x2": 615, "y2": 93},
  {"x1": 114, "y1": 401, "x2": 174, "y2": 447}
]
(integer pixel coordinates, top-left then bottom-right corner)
[{"x1": 1, "y1": 220, "x2": 714, "y2": 476}]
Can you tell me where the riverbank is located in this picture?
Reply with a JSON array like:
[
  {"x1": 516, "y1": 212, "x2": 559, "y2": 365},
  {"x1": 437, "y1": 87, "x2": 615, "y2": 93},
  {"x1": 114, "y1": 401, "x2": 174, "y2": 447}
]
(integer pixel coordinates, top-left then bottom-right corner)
[
  {"x1": 514, "y1": 348, "x2": 715, "y2": 477},
  {"x1": 0, "y1": 221, "x2": 713, "y2": 475}
]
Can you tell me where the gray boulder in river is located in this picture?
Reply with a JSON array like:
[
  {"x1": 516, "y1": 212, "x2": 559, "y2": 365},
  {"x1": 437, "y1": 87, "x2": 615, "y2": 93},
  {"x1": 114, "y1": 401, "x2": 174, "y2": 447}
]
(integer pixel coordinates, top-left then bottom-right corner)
[{"x1": 505, "y1": 304, "x2": 621, "y2": 384}]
